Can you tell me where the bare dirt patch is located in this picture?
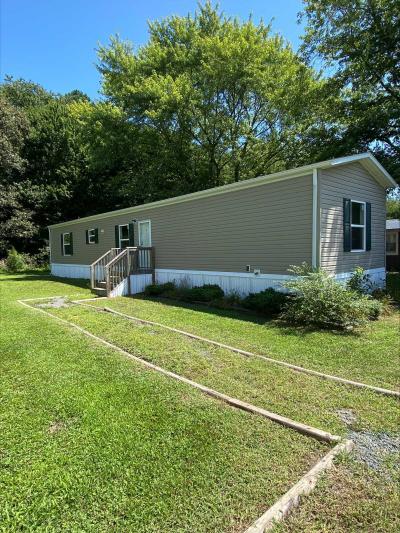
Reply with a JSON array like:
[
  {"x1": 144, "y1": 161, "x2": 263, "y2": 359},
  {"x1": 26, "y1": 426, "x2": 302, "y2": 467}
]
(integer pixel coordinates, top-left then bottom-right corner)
[{"x1": 37, "y1": 297, "x2": 72, "y2": 309}]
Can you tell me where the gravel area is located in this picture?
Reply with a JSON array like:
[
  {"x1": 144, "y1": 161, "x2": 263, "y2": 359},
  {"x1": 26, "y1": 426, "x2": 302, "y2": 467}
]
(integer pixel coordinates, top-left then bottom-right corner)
[{"x1": 349, "y1": 430, "x2": 400, "y2": 472}]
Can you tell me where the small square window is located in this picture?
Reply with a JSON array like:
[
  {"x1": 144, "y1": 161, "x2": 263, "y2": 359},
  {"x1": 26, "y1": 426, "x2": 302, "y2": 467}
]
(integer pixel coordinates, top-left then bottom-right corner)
[{"x1": 88, "y1": 228, "x2": 96, "y2": 244}]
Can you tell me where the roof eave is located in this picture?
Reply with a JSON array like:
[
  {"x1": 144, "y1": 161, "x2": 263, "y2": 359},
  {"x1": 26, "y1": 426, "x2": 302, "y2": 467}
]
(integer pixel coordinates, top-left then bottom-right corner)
[{"x1": 48, "y1": 152, "x2": 397, "y2": 229}]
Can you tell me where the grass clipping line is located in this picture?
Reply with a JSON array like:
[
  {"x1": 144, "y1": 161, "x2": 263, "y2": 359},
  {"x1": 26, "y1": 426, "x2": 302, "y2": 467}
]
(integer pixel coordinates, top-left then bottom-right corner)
[
  {"x1": 92, "y1": 303, "x2": 399, "y2": 399},
  {"x1": 18, "y1": 297, "x2": 352, "y2": 533}
]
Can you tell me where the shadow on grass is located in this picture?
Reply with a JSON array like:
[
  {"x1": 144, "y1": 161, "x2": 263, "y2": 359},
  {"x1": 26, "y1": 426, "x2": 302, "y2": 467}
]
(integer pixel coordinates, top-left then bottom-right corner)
[
  {"x1": 0, "y1": 272, "x2": 90, "y2": 291},
  {"x1": 128, "y1": 294, "x2": 357, "y2": 338}
]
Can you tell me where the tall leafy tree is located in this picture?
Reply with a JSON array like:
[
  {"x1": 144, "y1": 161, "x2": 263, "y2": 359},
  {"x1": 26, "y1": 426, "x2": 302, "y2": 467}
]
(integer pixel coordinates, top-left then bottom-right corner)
[
  {"x1": 300, "y1": 0, "x2": 400, "y2": 182},
  {"x1": 98, "y1": 2, "x2": 323, "y2": 191},
  {"x1": 0, "y1": 96, "x2": 29, "y2": 180}
]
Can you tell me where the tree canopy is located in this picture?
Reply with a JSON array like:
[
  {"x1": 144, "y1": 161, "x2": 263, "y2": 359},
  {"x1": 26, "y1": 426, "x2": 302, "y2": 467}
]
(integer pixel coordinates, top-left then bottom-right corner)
[
  {"x1": 300, "y1": 0, "x2": 400, "y2": 180},
  {"x1": 98, "y1": 3, "x2": 325, "y2": 191}
]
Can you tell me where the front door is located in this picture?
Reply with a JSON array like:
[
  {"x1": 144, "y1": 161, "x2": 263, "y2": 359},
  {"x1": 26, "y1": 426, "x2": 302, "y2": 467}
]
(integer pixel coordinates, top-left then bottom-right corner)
[
  {"x1": 138, "y1": 220, "x2": 151, "y2": 247},
  {"x1": 138, "y1": 220, "x2": 152, "y2": 269}
]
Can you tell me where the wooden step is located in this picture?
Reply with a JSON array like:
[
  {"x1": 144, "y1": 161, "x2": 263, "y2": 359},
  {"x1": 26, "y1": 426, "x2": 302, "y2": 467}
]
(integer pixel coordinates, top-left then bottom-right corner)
[{"x1": 92, "y1": 287, "x2": 107, "y2": 297}]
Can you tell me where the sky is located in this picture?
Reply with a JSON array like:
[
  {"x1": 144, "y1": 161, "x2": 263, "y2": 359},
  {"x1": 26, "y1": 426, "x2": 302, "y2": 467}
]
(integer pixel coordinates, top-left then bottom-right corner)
[{"x1": 1, "y1": 0, "x2": 305, "y2": 100}]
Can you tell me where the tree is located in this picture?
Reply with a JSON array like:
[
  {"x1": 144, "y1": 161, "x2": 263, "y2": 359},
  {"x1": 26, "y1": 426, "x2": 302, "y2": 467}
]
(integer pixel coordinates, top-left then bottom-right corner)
[
  {"x1": 0, "y1": 96, "x2": 29, "y2": 179},
  {"x1": 300, "y1": 0, "x2": 400, "y2": 182},
  {"x1": 387, "y1": 198, "x2": 400, "y2": 219},
  {"x1": 0, "y1": 76, "x2": 54, "y2": 109},
  {"x1": 98, "y1": 2, "x2": 323, "y2": 191}
]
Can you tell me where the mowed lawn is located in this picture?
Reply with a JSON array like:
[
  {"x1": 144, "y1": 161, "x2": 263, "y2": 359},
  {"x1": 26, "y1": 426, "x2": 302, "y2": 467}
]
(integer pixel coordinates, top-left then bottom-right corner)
[
  {"x1": 0, "y1": 274, "x2": 327, "y2": 532},
  {"x1": 49, "y1": 303, "x2": 399, "y2": 437},
  {"x1": 91, "y1": 293, "x2": 400, "y2": 390},
  {"x1": 54, "y1": 285, "x2": 399, "y2": 531}
]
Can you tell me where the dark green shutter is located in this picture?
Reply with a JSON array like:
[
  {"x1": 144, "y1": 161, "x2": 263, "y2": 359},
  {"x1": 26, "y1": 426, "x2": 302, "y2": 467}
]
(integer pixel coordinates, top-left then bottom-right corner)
[
  {"x1": 128, "y1": 222, "x2": 135, "y2": 246},
  {"x1": 94, "y1": 228, "x2": 99, "y2": 244},
  {"x1": 115, "y1": 225, "x2": 119, "y2": 247},
  {"x1": 85, "y1": 230, "x2": 89, "y2": 244},
  {"x1": 61, "y1": 234, "x2": 64, "y2": 255},
  {"x1": 343, "y1": 198, "x2": 351, "y2": 252},
  {"x1": 69, "y1": 233, "x2": 73, "y2": 255},
  {"x1": 366, "y1": 202, "x2": 371, "y2": 251}
]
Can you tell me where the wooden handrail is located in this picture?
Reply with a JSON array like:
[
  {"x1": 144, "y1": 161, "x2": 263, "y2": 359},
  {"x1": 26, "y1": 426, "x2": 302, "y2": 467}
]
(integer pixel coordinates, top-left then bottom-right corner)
[
  {"x1": 91, "y1": 246, "x2": 155, "y2": 295},
  {"x1": 90, "y1": 247, "x2": 120, "y2": 268},
  {"x1": 107, "y1": 248, "x2": 128, "y2": 268}
]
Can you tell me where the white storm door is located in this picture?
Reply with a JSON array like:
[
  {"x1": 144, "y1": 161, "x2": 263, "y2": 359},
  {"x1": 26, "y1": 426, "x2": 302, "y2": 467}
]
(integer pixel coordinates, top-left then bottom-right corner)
[{"x1": 138, "y1": 220, "x2": 152, "y2": 269}]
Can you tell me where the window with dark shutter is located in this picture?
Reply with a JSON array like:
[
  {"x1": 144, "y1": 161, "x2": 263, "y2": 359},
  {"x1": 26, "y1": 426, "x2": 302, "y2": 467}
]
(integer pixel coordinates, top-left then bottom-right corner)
[
  {"x1": 343, "y1": 198, "x2": 351, "y2": 252},
  {"x1": 87, "y1": 228, "x2": 97, "y2": 244},
  {"x1": 344, "y1": 199, "x2": 368, "y2": 252},
  {"x1": 62, "y1": 232, "x2": 73, "y2": 255}
]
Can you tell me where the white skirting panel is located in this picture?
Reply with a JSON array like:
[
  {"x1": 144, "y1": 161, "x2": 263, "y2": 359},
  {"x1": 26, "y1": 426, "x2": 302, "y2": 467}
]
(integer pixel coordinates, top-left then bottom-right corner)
[
  {"x1": 50, "y1": 264, "x2": 386, "y2": 295},
  {"x1": 335, "y1": 267, "x2": 386, "y2": 288},
  {"x1": 110, "y1": 274, "x2": 153, "y2": 297},
  {"x1": 155, "y1": 269, "x2": 292, "y2": 296},
  {"x1": 51, "y1": 263, "x2": 91, "y2": 279},
  {"x1": 110, "y1": 278, "x2": 129, "y2": 297},
  {"x1": 130, "y1": 274, "x2": 153, "y2": 294}
]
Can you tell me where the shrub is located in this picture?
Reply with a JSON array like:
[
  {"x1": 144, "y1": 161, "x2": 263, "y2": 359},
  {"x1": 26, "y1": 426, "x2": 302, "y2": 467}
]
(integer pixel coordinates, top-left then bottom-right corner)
[
  {"x1": 242, "y1": 288, "x2": 288, "y2": 315},
  {"x1": 361, "y1": 297, "x2": 383, "y2": 320},
  {"x1": 181, "y1": 284, "x2": 224, "y2": 302},
  {"x1": 5, "y1": 247, "x2": 26, "y2": 273},
  {"x1": 144, "y1": 281, "x2": 176, "y2": 296},
  {"x1": 282, "y1": 265, "x2": 380, "y2": 329},
  {"x1": 347, "y1": 266, "x2": 373, "y2": 294}
]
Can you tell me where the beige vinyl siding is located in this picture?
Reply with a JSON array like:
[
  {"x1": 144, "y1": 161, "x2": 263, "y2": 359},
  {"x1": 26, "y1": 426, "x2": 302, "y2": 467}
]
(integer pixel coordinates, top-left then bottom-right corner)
[
  {"x1": 319, "y1": 162, "x2": 386, "y2": 273},
  {"x1": 51, "y1": 175, "x2": 313, "y2": 275}
]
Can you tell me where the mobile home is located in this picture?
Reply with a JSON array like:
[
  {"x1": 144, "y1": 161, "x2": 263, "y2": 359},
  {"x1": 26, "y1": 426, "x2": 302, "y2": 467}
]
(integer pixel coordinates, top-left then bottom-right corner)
[{"x1": 48, "y1": 153, "x2": 396, "y2": 297}]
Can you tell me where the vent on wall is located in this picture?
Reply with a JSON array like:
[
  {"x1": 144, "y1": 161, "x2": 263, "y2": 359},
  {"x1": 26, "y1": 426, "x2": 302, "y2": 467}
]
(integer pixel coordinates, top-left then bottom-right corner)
[{"x1": 246, "y1": 265, "x2": 251, "y2": 272}]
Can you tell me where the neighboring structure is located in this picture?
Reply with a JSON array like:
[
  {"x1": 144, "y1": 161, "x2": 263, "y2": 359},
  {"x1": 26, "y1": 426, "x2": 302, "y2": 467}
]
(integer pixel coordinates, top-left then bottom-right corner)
[
  {"x1": 48, "y1": 152, "x2": 396, "y2": 297},
  {"x1": 386, "y1": 219, "x2": 400, "y2": 271}
]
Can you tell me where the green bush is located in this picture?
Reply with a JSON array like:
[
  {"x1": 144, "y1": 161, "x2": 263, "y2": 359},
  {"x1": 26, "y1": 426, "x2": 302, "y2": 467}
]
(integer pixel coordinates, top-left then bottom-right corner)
[
  {"x1": 282, "y1": 265, "x2": 381, "y2": 330},
  {"x1": 242, "y1": 288, "x2": 288, "y2": 315},
  {"x1": 362, "y1": 297, "x2": 383, "y2": 320},
  {"x1": 144, "y1": 282, "x2": 224, "y2": 303},
  {"x1": 181, "y1": 284, "x2": 225, "y2": 302},
  {"x1": 144, "y1": 281, "x2": 176, "y2": 296},
  {"x1": 5, "y1": 247, "x2": 26, "y2": 273},
  {"x1": 347, "y1": 266, "x2": 373, "y2": 294}
]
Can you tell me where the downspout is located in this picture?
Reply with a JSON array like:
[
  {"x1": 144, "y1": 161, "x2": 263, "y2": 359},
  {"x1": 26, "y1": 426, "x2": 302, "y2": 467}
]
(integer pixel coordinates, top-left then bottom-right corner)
[
  {"x1": 48, "y1": 227, "x2": 52, "y2": 271},
  {"x1": 312, "y1": 169, "x2": 319, "y2": 269}
]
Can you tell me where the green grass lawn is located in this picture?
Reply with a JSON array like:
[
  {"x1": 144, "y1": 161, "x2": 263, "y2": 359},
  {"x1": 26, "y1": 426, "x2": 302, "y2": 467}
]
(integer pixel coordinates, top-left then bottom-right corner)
[
  {"x1": 1, "y1": 273, "x2": 399, "y2": 532},
  {"x1": 0, "y1": 274, "x2": 328, "y2": 532},
  {"x1": 44, "y1": 303, "x2": 399, "y2": 437},
  {"x1": 91, "y1": 294, "x2": 400, "y2": 390}
]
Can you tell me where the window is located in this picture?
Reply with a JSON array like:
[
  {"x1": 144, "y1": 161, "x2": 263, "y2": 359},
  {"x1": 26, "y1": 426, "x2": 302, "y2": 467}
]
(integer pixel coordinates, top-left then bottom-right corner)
[
  {"x1": 386, "y1": 232, "x2": 398, "y2": 255},
  {"x1": 119, "y1": 224, "x2": 130, "y2": 249},
  {"x1": 351, "y1": 201, "x2": 366, "y2": 252},
  {"x1": 62, "y1": 232, "x2": 73, "y2": 256},
  {"x1": 87, "y1": 228, "x2": 97, "y2": 244}
]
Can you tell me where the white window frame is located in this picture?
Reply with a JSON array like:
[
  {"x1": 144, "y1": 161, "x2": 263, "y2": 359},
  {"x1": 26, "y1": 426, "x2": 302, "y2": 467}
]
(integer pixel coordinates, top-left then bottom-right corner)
[
  {"x1": 350, "y1": 200, "x2": 366, "y2": 253},
  {"x1": 138, "y1": 220, "x2": 152, "y2": 247},
  {"x1": 386, "y1": 232, "x2": 398, "y2": 256},
  {"x1": 87, "y1": 228, "x2": 96, "y2": 245},
  {"x1": 62, "y1": 232, "x2": 72, "y2": 256},
  {"x1": 118, "y1": 224, "x2": 130, "y2": 248}
]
